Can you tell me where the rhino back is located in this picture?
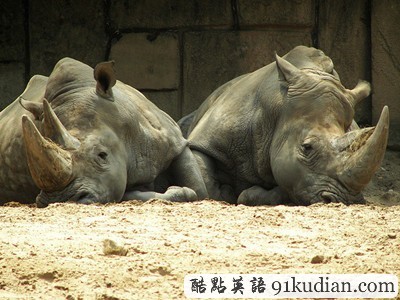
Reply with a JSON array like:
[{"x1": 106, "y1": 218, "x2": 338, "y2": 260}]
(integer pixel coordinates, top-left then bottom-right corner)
[
  {"x1": 0, "y1": 75, "x2": 48, "y2": 202},
  {"x1": 188, "y1": 63, "x2": 281, "y2": 190},
  {"x1": 187, "y1": 73, "x2": 248, "y2": 135}
]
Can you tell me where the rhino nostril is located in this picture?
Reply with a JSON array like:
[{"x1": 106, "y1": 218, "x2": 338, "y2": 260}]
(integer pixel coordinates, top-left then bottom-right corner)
[
  {"x1": 321, "y1": 192, "x2": 336, "y2": 203},
  {"x1": 78, "y1": 192, "x2": 89, "y2": 201},
  {"x1": 77, "y1": 194, "x2": 94, "y2": 204},
  {"x1": 71, "y1": 191, "x2": 91, "y2": 203}
]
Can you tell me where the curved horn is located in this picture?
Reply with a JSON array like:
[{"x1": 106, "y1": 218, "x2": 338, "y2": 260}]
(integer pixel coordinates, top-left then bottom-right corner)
[
  {"x1": 22, "y1": 115, "x2": 74, "y2": 192},
  {"x1": 42, "y1": 99, "x2": 80, "y2": 150},
  {"x1": 338, "y1": 106, "x2": 389, "y2": 192}
]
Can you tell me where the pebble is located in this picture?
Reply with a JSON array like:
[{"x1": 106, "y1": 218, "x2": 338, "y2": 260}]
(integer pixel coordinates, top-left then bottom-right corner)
[
  {"x1": 310, "y1": 255, "x2": 324, "y2": 264},
  {"x1": 102, "y1": 239, "x2": 128, "y2": 256}
]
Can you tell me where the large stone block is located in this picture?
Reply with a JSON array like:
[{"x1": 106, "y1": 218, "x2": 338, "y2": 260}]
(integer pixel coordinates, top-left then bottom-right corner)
[
  {"x1": 111, "y1": 0, "x2": 232, "y2": 29},
  {"x1": 318, "y1": 0, "x2": 371, "y2": 125},
  {"x1": 29, "y1": 0, "x2": 107, "y2": 76},
  {"x1": 0, "y1": 0, "x2": 25, "y2": 61},
  {"x1": 0, "y1": 63, "x2": 25, "y2": 109},
  {"x1": 110, "y1": 32, "x2": 179, "y2": 90},
  {"x1": 371, "y1": 0, "x2": 400, "y2": 149},
  {"x1": 183, "y1": 30, "x2": 312, "y2": 115},
  {"x1": 142, "y1": 90, "x2": 181, "y2": 121},
  {"x1": 238, "y1": 0, "x2": 314, "y2": 26}
]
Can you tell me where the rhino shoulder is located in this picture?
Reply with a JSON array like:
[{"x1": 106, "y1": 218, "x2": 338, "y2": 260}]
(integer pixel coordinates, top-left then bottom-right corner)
[
  {"x1": 117, "y1": 81, "x2": 187, "y2": 158},
  {"x1": 187, "y1": 73, "x2": 251, "y2": 136}
]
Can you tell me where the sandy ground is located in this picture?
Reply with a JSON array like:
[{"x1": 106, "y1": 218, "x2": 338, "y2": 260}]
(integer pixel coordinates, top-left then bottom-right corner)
[{"x1": 0, "y1": 151, "x2": 400, "y2": 300}]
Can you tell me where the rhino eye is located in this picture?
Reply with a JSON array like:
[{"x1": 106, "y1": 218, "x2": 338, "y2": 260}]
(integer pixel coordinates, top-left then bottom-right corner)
[
  {"x1": 98, "y1": 151, "x2": 108, "y2": 160},
  {"x1": 301, "y1": 143, "x2": 313, "y2": 155}
]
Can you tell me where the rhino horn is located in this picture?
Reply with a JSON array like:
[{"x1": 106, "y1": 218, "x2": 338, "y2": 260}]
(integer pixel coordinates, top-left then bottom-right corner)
[
  {"x1": 349, "y1": 80, "x2": 371, "y2": 108},
  {"x1": 42, "y1": 99, "x2": 80, "y2": 150},
  {"x1": 22, "y1": 115, "x2": 74, "y2": 192},
  {"x1": 338, "y1": 106, "x2": 389, "y2": 192}
]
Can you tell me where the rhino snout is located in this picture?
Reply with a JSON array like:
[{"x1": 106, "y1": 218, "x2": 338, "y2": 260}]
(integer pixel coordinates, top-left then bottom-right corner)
[
  {"x1": 35, "y1": 182, "x2": 105, "y2": 207},
  {"x1": 291, "y1": 182, "x2": 366, "y2": 206}
]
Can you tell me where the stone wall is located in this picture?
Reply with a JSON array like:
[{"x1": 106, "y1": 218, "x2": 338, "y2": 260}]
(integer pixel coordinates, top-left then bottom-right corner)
[
  {"x1": 371, "y1": 0, "x2": 400, "y2": 149},
  {"x1": 1, "y1": 0, "x2": 399, "y2": 146}
]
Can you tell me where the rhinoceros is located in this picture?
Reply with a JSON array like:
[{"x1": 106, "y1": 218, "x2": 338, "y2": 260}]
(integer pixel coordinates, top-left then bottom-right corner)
[
  {"x1": 181, "y1": 46, "x2": 389, "y2": 206},
  {"x1": 0, "y1": 58, "x2": 208, "y2": 207}
]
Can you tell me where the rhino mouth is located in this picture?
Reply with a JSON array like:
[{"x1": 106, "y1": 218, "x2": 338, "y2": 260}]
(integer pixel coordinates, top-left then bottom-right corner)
[
  {"x1": 36, "y1": 181, "x2": 100, "y2": 208},
  {"x1": 294, "y1": 190, "x2": 365, "y2": 206},
  {"x1": 291, "y1": 178, "x2": 366, "y2": 206},
  {"x1": 318, "y1": 191, "x2": 365, "y2": 205}
]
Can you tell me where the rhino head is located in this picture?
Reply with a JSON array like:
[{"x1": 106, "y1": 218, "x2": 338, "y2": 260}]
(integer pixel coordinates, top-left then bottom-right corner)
[
  {"x1": 21, "y1": 60, "x2": 128, "y2": 207},
  {"x1": 270, "y1": 54, "x2": 389, "y2": 205}
]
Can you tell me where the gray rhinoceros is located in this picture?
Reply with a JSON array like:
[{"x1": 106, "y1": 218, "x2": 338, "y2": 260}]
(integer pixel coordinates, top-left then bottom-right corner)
[
  {"x1": 182, "y1": 46, "x2": 389, "y2": 205},
  {"x1": 0, "y1": 58, "x2": 207, "y2": 207}
]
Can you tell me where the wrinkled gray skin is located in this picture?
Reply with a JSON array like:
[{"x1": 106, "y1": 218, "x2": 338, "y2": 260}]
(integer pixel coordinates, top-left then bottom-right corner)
[
  {"x1": 0, "y1": 58, "x2": 207, "y2": 207},
  {"x1": 182, "y1": 46, "x2": 389, "y2": 206}
]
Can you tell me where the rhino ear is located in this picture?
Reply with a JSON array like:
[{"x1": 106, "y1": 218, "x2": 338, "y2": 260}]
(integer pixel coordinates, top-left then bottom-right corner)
[
  {"x1": 349, "y1": 80, "x2": 371, "y2": 108},
  {"x1": 94, "y1": 61, "x2": 116, "y2": 101},
  {"x1": 275, "y1": 52, "x2": 301, "y2": 85}
]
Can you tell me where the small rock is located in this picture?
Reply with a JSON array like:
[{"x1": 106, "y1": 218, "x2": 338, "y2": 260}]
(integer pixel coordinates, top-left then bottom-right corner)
[
  {"x1": 388, "y1": 233, "x2": 397, "y2": 239},
  {"x1": 54, "y1": 285, "x2": 69, "y2": 291},
  {"x1": 131, "y1": 247, "x2": 147, "y2": 254},
  {"x1": 310, "y1": 255, "x2": 324, "y2": 264},
  {"x1": 102, "y1": 239, "x2": 128, "y2": 256},
  {"x1": 37, "y1": 271, "x2": 60, "y2": 282},
  {"x1": 150, "y1": 266, "x2": 172, "y2": 276}
]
